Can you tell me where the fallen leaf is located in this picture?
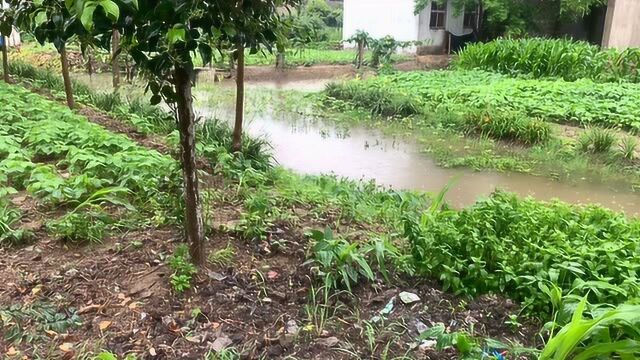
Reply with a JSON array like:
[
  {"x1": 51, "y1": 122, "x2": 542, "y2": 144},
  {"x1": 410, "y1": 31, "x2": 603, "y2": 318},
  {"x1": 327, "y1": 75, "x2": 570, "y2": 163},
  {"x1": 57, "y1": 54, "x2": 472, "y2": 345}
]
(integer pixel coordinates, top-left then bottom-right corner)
[
  {"x1": 267, "y1": 271, "x2": 279, "y2": 280},
  {"x1": 149, "y1": 347, "x2": 157, "y2": 356},
  {"x1": 59, "y1": 343, "x2": 74, "y2": 352},
  {"x1": 31, "y1": 286, "x2": 42, "y2": 295},
  {"x1": 7, "y1": 347, "x2": 17, "y2": 356},
  {"x1": 44, "y1": 329, "x2": 58, "y2": 338},
  {"x1": 128, "y1": 302, "x2": 139, "y2": 310},
  {"x1": 99, "y1": 321, "x2": 112, "y2": 331}
]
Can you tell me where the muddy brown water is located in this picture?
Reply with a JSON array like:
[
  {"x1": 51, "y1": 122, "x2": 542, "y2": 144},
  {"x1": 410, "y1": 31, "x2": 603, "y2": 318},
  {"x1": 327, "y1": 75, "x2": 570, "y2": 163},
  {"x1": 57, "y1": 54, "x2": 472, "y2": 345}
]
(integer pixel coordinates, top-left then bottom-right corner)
[{"x1": 72, "y1": 73, "x2": 640, "y2": 216}]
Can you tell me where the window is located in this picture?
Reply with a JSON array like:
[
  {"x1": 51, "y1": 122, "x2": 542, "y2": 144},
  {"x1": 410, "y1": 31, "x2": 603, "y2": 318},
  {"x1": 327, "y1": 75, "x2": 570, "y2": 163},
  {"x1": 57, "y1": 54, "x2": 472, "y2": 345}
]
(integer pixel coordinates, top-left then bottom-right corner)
[
  {"x1": 463, "y1": 7, "x2": 478, "y2": 29},
  {"x1": 429, "y1": 1, "x2": 447, "y2": 30}
]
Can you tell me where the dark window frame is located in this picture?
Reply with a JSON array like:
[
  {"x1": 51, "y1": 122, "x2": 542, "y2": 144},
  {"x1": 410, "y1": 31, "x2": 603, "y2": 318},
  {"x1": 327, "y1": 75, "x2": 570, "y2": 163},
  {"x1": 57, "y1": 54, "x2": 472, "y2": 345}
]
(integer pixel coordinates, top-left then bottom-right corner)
[
  {"x1": 429, "y1": 2, "x2": 447, "y2": 30},
  {"x1": 463, "y1": 6, "x2": 478, "y2": 29}
]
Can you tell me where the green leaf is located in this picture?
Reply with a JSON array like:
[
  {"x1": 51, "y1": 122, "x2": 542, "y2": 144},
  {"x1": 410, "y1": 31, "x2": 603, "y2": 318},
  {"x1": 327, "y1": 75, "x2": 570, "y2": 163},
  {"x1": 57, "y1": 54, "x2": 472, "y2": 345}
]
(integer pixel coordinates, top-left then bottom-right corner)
[
  {"x1": 99, "y1": 0, "x2": 120, "y2": 22},
  {"x1": 34, "y1": 11, "x2": 48, "y2": 27},
  {"x1": 167, "y1": 26, "x2": 186, "y2": 45},
  {"x1": 80, "y1": 4, "x2": 98, "y2": 31}
]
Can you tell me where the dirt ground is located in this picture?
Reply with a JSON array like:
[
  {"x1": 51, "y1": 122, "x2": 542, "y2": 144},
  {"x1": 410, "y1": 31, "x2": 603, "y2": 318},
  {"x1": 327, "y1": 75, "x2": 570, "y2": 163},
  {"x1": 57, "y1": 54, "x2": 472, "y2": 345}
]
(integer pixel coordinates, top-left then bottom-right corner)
[{"x1": 0, "y1": 84, "x2": 539, "y2": 360}]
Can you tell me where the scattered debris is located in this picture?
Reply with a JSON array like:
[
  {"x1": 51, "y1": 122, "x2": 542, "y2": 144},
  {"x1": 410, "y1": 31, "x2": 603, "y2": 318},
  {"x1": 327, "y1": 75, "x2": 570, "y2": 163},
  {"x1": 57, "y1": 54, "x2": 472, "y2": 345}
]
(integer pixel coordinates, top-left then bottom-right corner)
[
  {"x1": 315, "y1": 336, "x2": 340, "y2": 348},
  {"x1": 399, "y1": 291, "x2": 421, "y2": 304}
]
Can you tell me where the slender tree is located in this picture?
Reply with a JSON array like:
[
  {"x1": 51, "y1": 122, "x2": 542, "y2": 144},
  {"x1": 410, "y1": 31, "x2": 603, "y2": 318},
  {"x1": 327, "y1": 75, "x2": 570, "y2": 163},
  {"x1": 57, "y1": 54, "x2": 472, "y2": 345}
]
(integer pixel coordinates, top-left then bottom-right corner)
[
  {"x1": 7, "y1": 0, "x2": 98, "y2": 109},
  {"x1": 231, "y1": 40, "x2": 245, "y2": 152},
  {"x1": 79, "y1": 0, "x2": 301, "y2": 265},
  {"x1": 0, "y1": 0, "x2": 11, "y2": 82},
  {"x1": 111, "y1": 28, "x2": 119, "y2": 89}
]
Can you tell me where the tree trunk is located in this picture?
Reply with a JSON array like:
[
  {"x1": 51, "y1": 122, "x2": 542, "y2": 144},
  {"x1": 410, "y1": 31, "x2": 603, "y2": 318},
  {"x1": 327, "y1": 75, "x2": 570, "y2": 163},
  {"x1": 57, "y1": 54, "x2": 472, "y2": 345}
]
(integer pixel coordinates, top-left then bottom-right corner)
[
  {"x1": 173, "y1": 63, "x2": 205, "y2": 265},
  {"x1": 60, "y1": 46, "x2": 75, "y2": 109},
  {"x1": 276, "y1": 51, "x2": 285, "y2": 69},
  {"x1": 1, "y1": 36, "x2": 9, "y2": 83},
  {"x1": 85, "y1": 47, "x2": 94, "y2": 79},
  {"x1": 357, "y1": 42, "x2": 364, "y2": 69},
  {"x1": 231, "y1": 43, "x2": 245, "y2": 152},
  {"x1": 112, "y1": 29, "x2": 121, "y2": 89}
]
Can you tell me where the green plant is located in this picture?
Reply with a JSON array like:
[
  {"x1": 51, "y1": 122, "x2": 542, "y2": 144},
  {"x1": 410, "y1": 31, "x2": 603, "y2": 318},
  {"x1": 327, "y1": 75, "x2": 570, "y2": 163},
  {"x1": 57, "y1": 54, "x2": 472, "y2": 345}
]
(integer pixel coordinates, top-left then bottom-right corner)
[
  {"x1": 540, "y1": 297, "x2": 640, "y2": 360},
  {"x1": 205, "y1": 347, "x2": 240, "y2": 360},
  {"x1": 167, "y1": 245, "x2": 198, "y2": 293},
  {"x1": 306, "y1": 227, "x2": 375, "y2": 291},
  {"x1": 455, "y1": 38, "x2": 640, "y2": 83},
  {"x1": 578, "y1": 128, "x2": 617, "y2": 153},
  {"x1": 0, "y1": 302, "x2": 83, "y2": 344},
  {"x1": 325, "y1": 70, "x2": 640, "y2": 132},
  {"x1": 208, "y1": 243, "x2": 236, "y2": 268},
  {"x1": 618, "y1": 137, "x2": 638, "y2": 160},
  {"x1": 405, "y1": 191, "x2": 640, "y2": 314},
  {"x1": 0, "y1": 201, "x2": 32, "y2": 246},
  {"x1": 464, "y1": 111, "x2": 551, "y2": 145}
]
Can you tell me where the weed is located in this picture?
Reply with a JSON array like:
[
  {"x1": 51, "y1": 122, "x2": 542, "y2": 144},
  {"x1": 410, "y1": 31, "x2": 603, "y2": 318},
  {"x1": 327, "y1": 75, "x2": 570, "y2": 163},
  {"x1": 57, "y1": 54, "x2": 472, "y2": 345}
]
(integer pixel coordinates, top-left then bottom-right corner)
[
  {"x1": 578, "y1": 128, "x2": 617, "y2": 153},
  {"x1": 208, "y1": 243, "x2": 236, "y2": 268},
  {"x1": 0, "y1": 302, "x2": 82, "y2": 343},
  {"x1": 306, "y1": 228, "x2": 375, "y2": 291},
  {"x1": 464, "y1": 111, "x2": 551, "y2": 145},
  {"x1": 618, "y1": 136, "x2": 638, "y2": 160},
  {"x1": 167, "y1": 245, "x2": 197, "y2": 293},
  {"x1": 0, "y1": 201, "x2": 32, "y2": 246},
  {"x1": 205, "y1": 347, "x2": 240, "y2": 360}
]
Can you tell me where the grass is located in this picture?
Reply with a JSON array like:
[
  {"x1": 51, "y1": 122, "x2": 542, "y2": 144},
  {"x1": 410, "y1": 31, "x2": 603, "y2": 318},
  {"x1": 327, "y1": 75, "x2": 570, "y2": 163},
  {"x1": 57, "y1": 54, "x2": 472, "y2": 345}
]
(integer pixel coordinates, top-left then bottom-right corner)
[{"x1": 455, "y1": 38, "x2": 640, "y2": 83}]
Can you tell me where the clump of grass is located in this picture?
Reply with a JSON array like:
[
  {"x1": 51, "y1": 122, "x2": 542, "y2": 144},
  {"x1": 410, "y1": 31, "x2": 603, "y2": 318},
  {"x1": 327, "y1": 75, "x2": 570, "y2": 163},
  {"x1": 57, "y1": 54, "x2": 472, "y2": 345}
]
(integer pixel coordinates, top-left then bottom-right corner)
[
  {"x1": 324, "y1": 82, "x2": 420, "y2": 118},
  {"x1": 578, "y1": 128, "x2": 617, "y2": 153},
  {"x1": 464, "y1": 111, "x2": 551, "y2": 145},
  {"x1": 208, "y1": 243, "x2": 236, "y2": 268},
  {"x1": 618, "y1": 136, "x2": 638, "y2": 160}
]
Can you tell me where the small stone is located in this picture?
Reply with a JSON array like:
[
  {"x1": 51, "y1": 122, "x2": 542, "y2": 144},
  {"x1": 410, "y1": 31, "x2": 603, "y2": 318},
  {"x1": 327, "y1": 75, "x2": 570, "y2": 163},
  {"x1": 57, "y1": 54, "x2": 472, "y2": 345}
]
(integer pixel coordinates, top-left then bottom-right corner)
[
  {"x1": 316, "y1": 336, "x2": 339, "y2": 348},
  {"x1": 211, "y1": 336, "x2": 233, "y2": 352},
  {"x1": 399, "y1": 291, "x2": 421, "y2": 304},
  {"x1": 207, "y1": 271, "x2": 227, "y2": 281},
  {"x1": 285, "y1": 320, "x2": 299, "y2": 335}
]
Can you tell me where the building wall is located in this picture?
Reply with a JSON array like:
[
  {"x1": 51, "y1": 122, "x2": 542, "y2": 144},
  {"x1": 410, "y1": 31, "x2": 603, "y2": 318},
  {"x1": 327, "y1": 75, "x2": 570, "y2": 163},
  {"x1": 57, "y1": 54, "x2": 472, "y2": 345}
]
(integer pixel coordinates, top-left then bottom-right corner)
[
  {"x1": 602, "y1": 0, "x2": 640, "y2": 49},
  {"x1": 343, "y1": 0, "x2": 420, "y2": 43},
  {"x1": 417, "y1": 1, "x2": 471, "y2": 54}
]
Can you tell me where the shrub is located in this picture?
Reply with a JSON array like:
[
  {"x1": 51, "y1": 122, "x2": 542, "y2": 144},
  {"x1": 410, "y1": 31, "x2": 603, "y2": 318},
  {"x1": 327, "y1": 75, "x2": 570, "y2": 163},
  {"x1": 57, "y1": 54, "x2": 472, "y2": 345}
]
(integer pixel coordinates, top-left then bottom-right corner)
[
  {"x1": 578, "y1": 128, "x2": 617, "y2": 153},
  {"x1": 455, "y1": 38, "x2": 640, "y2": 83},
  {"x1": 464, "y1": 111, "x2": 551, "y2": 145},
  {"x1": 405, "y1": 191, "x2": 640, "y2": 314}
]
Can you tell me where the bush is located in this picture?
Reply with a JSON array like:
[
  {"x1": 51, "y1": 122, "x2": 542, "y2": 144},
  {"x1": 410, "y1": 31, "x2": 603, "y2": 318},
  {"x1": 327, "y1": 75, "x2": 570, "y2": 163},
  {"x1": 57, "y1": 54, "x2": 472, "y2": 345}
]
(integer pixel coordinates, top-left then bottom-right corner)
[
  {"x1": 455, "y1": 38, "x2": 640, "y2": 83},
  {"x1": 405, "y1": 191, "x2": 640, "y2": 314},
  {"x1": 464, "y1": 111, "x2": 551, "y2": 145}
]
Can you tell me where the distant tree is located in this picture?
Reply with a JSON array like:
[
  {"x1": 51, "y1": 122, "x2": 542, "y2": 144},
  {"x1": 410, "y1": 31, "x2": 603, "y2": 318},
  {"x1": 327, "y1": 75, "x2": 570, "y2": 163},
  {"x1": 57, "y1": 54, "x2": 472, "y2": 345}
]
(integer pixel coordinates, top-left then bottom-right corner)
[
  {"x1": 347, "y1": 30, "x2": 371, "y2": 69},
  {"x1": 79, "y1": 0, "x2": 301, "y2": 265}
]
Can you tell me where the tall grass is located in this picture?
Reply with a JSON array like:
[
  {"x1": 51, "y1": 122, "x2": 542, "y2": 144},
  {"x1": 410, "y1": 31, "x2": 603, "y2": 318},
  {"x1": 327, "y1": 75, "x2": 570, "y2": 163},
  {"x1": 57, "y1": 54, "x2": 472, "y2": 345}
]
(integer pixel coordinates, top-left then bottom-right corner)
[{"x1": 455, "y1": 38, "x2": 640, "y2": 83}]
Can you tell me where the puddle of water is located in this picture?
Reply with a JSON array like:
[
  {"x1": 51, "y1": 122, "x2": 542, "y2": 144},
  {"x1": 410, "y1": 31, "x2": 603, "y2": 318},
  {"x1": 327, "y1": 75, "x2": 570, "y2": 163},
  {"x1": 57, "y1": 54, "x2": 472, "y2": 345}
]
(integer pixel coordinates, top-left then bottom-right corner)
[
  {"x1": 72, "y1": 72, "x2": 640, "y2": 216},
  {"x1": 195, "y1": 87, "x2": 640, "y2": 217}
]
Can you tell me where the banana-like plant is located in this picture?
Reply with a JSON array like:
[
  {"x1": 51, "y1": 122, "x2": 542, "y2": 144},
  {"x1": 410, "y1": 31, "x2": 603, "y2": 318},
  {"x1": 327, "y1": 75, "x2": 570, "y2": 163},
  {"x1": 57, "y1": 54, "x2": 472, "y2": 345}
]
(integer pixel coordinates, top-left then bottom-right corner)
[{"x1": 541, "y1": 297, "x2": 640, "y2": 360}]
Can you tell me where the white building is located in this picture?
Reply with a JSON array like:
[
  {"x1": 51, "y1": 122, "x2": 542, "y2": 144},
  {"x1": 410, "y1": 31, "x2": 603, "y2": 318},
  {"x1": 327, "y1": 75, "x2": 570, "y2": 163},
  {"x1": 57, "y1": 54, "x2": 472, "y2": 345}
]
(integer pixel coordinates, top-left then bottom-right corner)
[{"x1": 343, "y1": 0, "x2": 477, "y2": 54}]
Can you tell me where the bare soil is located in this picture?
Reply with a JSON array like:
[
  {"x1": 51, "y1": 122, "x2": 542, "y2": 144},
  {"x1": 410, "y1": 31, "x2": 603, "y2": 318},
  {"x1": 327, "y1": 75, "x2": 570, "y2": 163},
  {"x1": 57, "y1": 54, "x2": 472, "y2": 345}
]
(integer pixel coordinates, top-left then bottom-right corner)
[{"x1": 0, "y1": 83, "x2": 540, "y2": 359}]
